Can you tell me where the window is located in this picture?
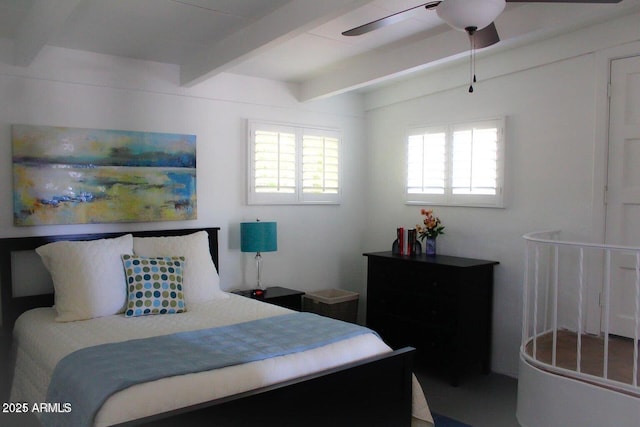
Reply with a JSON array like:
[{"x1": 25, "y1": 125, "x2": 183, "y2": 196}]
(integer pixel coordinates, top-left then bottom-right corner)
[
  {"x1": 248, "y1": 121, "x2": 341, "y2": 204},
  {"x1": 407, "y1": 118, "x2": 505, "y2": 207}
]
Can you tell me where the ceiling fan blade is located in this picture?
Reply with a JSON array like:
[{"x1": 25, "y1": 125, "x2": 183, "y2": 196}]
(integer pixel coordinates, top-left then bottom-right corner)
[
  {"x1": 342, "y1": 0, "x2": 621, "y2": 37},
  {"x1": 474, "y1": 23, "x2": 500, "y2": 49},
  {"x1": 506, "y1": 0, "x2": 621, "y2": 3},
  {"x1": 342, "y1": 1, "x2": 441, "y2": 36}
]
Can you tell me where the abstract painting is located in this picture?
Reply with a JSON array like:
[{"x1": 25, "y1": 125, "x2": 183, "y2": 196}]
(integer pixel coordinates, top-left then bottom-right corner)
[{"x1": 12, "y1": 125, "x2": 197, "y2": 225}]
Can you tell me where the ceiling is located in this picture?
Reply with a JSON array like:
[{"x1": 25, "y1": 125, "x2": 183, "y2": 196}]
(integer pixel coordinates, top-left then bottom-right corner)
[{"x1": 1, "y1": 0, "x2": 638, "y2": 100}]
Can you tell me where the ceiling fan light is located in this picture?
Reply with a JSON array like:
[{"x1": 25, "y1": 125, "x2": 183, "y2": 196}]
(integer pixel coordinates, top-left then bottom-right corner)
[{"x1": 437, "y1": 0, "x2": 506, "y2": 32}]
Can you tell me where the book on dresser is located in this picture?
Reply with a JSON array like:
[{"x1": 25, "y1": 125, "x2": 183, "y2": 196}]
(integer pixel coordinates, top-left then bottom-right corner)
[{"x1": 363, "y1": 251, "x2": 498, "y2": 386}]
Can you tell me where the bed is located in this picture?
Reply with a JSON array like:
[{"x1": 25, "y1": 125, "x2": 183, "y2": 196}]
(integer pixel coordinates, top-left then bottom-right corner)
[{"x1": 1, "y1": 227, "x2": 433, "y2": 427}]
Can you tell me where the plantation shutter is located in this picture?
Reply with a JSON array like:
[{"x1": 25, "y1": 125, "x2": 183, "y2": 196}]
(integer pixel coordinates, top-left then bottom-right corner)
[
  {"x1": 407, "y1": 129, "x2": 446, "y2": 195},
  {"x1": 451, "y1": 124, "x2": 499, "y2": 196},
  {"x1": 406, "y1": 118, "x2": 504, "y2": 207},
  {"x1": 248, "y1": 121, "x2": 341, "y2": 204},
  {"x1": 254, "y1": 129, "x2": 296, "y2": 194},
  {"x1": 302, "y1": 132, "x2": 340, "y2": 196}
]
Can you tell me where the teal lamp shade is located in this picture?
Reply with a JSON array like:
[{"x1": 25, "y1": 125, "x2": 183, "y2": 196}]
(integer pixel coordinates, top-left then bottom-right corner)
[
  {"x1": 241, "y1": 221, "x2": 277, "y2": 253},
  {"x1": 241, "y1": 221, "x2": 277, "y2": 290}
]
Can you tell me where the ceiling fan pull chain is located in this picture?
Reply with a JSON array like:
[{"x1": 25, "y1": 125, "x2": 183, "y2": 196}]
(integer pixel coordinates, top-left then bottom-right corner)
[
  {"x1": 467, "y1": 27, "x2": 476, "y2": 93},
  {"x1": 472, "y1": 35, "x2": 477, "y2": 84}
]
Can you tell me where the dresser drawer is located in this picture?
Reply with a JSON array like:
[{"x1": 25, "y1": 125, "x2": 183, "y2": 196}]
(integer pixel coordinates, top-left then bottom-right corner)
[
  {"x1": 368, "y1": 290, "x2": 455, "y2": 322},
  {"x1": 369, "y1": 313, "x2": 454, "y2": 352},
  {"x1": 369, "y1": 260, "x2": 458, "y2": 297}
]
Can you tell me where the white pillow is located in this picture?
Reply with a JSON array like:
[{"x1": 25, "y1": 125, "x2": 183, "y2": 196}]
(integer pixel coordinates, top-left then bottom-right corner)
[
  {"x1": 133, "y1": 231, "x2": 227, "y2": 303},
  {"x1": 36, "y1": 234, "x2": 133, "y2": 322}
]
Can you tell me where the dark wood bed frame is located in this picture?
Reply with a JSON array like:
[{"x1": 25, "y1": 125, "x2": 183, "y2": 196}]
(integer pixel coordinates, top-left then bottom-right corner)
[{"x1": 0, "y1": 227, "x2": 416, "y2": 427}]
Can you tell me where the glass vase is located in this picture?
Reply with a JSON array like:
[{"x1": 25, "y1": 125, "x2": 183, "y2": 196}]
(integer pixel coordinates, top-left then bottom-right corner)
[{"x1": 425, "y1": 237, "x2": 436, "y2": 256}]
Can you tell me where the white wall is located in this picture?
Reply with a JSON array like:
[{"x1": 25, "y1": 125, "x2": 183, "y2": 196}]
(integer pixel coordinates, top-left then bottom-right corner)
[
  {"x1": 0, "y1": 41, "x2": 367, "y2": 302},
  {"x1": 362, "y1": 13, "x2": 640, "y2": 377}
]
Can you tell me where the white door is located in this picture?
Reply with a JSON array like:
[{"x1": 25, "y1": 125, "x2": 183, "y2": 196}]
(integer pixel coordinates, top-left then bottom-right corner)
[{"x1": 605, "y1": 55, "x2": 640, "y2": 338}]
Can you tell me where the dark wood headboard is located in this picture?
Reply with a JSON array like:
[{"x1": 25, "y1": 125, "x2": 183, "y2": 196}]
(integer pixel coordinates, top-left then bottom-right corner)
[{"x1": 0, "y1": 227, "x2": 220, "y2": 332}]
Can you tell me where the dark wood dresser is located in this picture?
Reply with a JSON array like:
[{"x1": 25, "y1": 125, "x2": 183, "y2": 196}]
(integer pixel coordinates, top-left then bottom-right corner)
[{"x1": 364, "y1": 251, "x2": 498, "y2": 386}]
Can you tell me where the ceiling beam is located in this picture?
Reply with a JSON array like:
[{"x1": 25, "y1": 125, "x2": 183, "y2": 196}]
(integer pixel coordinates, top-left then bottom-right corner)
[
  {"x1": 180, "y1": 0, "x2": 374, "y2": 87},
  {"x1": 298, "y1": 2, "x2": 632, "y2": 101},
  {"x1": 13, "y1": 0, "x2": 85, "y2": 67},
  {"x1": 299, "y1": 27, "x2": 468, "y2": 101}
]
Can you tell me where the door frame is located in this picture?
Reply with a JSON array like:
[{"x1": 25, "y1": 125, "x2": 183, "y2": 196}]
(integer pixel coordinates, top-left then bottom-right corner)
[{"x1": 588, "y1": 43, "x2": 640, "y2": 335}]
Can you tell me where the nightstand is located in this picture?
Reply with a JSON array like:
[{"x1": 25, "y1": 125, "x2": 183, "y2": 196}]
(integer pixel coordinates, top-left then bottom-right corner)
[{"x1": 233, "y1": 286, "x2": 305, "y2": 311}]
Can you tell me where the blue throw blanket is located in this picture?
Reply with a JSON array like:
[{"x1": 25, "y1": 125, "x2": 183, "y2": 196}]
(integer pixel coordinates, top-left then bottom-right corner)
[{"x1": 43, "y1": 312, "x2": 375, "y2": 427}]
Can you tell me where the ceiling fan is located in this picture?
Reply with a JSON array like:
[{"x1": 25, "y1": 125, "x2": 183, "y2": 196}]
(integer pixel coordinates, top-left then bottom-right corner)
[{"x1": 342, "y1": 0, "x2": 622, "y2": 91}]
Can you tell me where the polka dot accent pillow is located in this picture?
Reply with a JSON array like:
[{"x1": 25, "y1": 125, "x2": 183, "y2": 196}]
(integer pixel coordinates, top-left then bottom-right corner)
[{"x1": 122, "y1": 255, "x2": 186, "y2": 317}]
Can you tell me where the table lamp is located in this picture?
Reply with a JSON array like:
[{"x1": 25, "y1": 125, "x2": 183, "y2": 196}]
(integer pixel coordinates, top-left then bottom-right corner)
[{"x1": 241, "y1": 220, "x2": 277, "y2": 290}]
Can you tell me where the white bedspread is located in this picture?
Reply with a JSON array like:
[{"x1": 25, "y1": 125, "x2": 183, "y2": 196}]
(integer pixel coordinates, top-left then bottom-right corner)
[{"x1": 10, "y1": 293, "x2": 433, "y2": 426}]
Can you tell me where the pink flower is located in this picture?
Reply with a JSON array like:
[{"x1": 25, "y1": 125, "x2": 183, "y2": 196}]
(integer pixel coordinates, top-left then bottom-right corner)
[{"x1": 416, "y1": 209, "x2": 445, "y2": 241}]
